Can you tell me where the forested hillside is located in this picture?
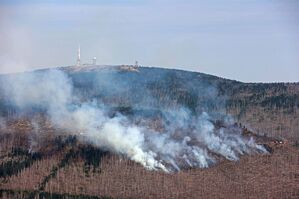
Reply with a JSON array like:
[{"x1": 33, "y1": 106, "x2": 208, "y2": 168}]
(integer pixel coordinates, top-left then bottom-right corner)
[
  {"x1": 0, "y1": 65, "x2": 298, "y2": 198},
  {"x1": 0, "y1": 65, "x2": 298, "y2": 141},
  {"x1": 65, "y1": 66, "x2": 298, "y2": 140}
]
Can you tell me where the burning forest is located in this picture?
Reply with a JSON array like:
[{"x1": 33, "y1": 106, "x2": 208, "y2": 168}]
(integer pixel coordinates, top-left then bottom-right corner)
[
  {"x1": 0, "y1": 66, "x2": 298, "y2": 198},
  {"x1": 0, "y1": 68, "x2": 268, "y2": 171}
]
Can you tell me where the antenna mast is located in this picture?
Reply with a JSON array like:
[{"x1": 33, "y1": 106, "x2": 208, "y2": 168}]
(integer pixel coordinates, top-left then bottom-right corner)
[{"x1": 76, "y1": 45, "x2": 81, "y2": 66}]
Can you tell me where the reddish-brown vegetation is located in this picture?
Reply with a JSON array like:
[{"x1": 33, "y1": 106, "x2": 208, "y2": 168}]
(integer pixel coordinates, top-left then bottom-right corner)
[{"x1": 0, "y1": 118, "x2": 298, "y2": 199}]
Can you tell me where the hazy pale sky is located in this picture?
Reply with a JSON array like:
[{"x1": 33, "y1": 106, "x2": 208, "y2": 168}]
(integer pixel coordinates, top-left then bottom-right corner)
[{"x1": 0, "y1": 0, "x2": 298, "y2": 82}]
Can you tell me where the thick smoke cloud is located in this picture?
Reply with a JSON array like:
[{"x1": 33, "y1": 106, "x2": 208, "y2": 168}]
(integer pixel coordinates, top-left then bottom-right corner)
[{"x1": 0, "y1": 69, "x2": 266, "y2": 172}]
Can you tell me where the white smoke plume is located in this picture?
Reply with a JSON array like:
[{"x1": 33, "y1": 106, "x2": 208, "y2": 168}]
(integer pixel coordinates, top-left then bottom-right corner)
[{"x1": 0, "y1": 69, "x2": 267, "y2": 172}]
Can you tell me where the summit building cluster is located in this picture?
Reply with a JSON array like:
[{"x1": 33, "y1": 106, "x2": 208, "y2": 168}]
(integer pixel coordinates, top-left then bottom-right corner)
[
  {"x1": 75, "y1": 45, "x2": 139, "y2": 69},
  {"x1": 76, "y1": 45, "x2": 96, "y2": 67}
]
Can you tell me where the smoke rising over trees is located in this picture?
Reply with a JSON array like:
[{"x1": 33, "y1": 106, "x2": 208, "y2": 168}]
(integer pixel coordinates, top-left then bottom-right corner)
[{"x1": 0, "y1": 67, "x2": 267, "y2": 172}]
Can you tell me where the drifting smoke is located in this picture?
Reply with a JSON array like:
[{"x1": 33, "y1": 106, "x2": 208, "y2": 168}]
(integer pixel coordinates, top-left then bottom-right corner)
[
  {"x1": 0, "y1": 69, "x2": 266, "y2": 172},
  {"x1": 0, "y1": 116, "x2": 6, "y2": 130}
]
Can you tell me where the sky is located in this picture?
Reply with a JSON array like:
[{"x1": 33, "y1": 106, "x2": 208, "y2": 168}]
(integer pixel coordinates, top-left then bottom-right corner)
[{"x1": 0, "y1": 0, "x2": 298, "y2": 82}]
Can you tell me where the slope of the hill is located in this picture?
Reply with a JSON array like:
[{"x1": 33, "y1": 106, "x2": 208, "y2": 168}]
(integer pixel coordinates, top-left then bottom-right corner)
[
  {"x1": 66, "y1": 65, "x2": 299, "y2": 140},
  {"x1": 0, "y1": 65, "x2": 298, "y2": 141},
  {"x1": 0, "y1": 120, "x2": 298, "y2": 198},
  {"x1": 0, "y1": 65, "x2": 298, "y2": 198},
  {"x1": 52, "y1": 65, "x2": 299, "y2": 140}
]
